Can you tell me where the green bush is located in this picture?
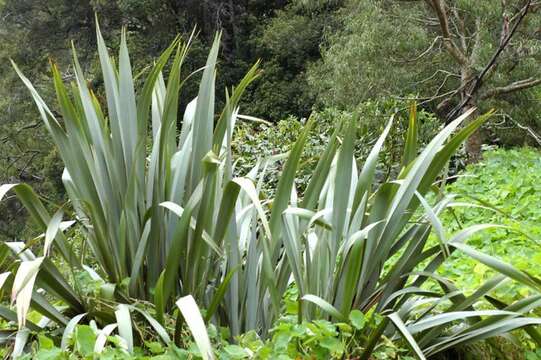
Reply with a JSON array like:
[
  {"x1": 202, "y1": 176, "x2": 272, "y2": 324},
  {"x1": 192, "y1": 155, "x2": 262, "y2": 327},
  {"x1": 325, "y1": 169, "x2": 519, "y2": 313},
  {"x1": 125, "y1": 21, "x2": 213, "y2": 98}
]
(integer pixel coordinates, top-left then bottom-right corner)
[
  {"x1": 233, "y1": 101, "x2": 442, "y2": 196},
  {"x1": 439, "y1": 148, "x2": 541, "y2": 301}
]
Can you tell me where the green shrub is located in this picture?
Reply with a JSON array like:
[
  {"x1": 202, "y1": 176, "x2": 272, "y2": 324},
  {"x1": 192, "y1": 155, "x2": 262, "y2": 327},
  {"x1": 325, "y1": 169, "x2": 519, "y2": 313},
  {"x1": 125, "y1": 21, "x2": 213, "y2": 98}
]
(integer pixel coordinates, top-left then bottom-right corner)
[
  {"x1": 233, "y1": 101, "x2": 441, "y2": 196},
  {"x1": 439, "y1": 148, "x2": 541, "y2": 301},
  {"x1": 2, "y1": 19, "x2": 291, "y2": 347}
]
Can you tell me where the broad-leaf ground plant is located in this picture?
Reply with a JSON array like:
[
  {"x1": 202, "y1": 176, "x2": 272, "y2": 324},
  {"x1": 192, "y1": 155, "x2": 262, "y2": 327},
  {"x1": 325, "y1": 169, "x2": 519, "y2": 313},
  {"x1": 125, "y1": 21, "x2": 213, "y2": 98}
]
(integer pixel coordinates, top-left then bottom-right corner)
[
  {"x1": 438, "y1": 148, "x2": 541, "y2": 301},
  {"x1": 1, "y1": 22, "x2": 540, "y2": 359}
]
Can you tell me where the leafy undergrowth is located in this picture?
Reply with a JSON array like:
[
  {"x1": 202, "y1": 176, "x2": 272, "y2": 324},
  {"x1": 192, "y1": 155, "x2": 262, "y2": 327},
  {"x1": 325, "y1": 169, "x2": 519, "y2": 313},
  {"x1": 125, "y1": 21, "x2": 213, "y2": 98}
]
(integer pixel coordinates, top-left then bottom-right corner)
[
  {"x1": 2, "y1": 287, "x2": 412, "y2": 359},
  {"x1": 8, "y1": 151, "x2": 541, "y2": 360},
  {"x1": 232, "y1": 105, "x2": 441, "y2": 197},
  {"x1": 439, "y1": 148, "x2": 541, "y2": 301},
  {"x1": 8, "y1": 287, "x2": 538, "y2": 359},
  {"x1": 9, "y1": 312, "x2": 538, "y2": 360},
  {"x1": 11, "y1": 307, "x2": 412, "y2": 360}
]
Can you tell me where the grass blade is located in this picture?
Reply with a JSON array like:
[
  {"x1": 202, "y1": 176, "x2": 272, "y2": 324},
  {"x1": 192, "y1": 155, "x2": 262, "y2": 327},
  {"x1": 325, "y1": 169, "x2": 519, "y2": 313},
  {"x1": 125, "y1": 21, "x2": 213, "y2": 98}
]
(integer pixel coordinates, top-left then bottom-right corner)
[
  {"x1": 115, "y1": 304, "x2": 133, "y2": 353},
  {"x1": 301, "y1": 294, "x2": 346, "y2": 322},
  {"x1": 176, "y1": 295, "x2": 214, "y2": 360},
  {"x1": 389, "y1": 312, "x2": 426, "y2": 360}
]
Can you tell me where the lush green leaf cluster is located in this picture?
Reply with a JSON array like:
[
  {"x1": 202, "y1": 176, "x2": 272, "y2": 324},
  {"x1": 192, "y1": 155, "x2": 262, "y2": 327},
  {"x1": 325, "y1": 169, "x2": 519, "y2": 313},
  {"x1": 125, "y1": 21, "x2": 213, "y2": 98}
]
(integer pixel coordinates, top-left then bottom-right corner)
[
  {"x1": 439, "y1": 148, "x2": 541, "y2": 301},
  {"x1": 233, "y1": 102, "x2": 441, "y2": 197},
  {"x1": 308, "y1": 0, "x2": 541, "y2": 147}
]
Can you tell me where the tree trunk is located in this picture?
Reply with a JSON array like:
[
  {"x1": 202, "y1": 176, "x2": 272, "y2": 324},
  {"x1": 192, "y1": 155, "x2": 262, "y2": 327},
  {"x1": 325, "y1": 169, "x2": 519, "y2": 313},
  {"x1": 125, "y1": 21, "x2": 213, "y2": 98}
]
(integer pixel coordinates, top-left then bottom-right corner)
[
  {"x1": 464, "y1": 104, "x2": 483, "y2": 163},
  {"x1": 460, "y1": 67, "x2": 483, "y2": 163}
]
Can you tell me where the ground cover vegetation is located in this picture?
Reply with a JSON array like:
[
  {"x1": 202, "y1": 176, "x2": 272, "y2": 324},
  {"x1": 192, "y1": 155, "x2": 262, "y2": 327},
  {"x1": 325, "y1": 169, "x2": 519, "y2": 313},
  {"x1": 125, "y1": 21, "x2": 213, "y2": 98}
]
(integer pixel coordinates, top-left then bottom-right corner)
[
  {"x1": 0, "y1": 0, "x2": 541, "y2": 359},
  {"x1": 438, "y1": 148, "x2": 541, "y2": 302}
]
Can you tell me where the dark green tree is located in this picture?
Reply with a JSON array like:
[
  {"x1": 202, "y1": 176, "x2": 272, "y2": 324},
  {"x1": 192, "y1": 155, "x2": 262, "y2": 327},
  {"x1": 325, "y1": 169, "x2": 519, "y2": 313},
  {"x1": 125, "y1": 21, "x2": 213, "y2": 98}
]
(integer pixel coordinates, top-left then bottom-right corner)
[
  {"x1": 243, "y1": 1, "x2": 342, "y2": 120},
  {"x1": 309, "y1": 0, "x2": 541, "y2": 161}
]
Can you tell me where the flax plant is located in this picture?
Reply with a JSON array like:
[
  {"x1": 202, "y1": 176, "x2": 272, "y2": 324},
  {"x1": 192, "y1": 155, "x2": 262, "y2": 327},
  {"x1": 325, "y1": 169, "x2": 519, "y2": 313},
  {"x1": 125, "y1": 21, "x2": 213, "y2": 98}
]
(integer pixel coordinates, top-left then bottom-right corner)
[{"x1": 1, "y1": 21, "x2": 540, "y2": 359}]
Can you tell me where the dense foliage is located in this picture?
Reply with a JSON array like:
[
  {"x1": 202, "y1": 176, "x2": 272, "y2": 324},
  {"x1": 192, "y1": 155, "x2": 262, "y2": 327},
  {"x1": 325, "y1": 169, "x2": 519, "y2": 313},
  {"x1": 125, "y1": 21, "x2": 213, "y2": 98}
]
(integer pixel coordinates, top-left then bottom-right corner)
[
  {"x1": 1, "y1": 27, "x2": 541, "y2": 359},
  {"x1": 0, "y1": 0, "x2": 319, "y2": 240},
  {"x1": 2, "y1": 1, "x2": 540, "y2": 238},
  {"x1": 309, "y1": 0, "x2": 541, "y2": 150},
  {"x1": 1, "y1": 1, "x2": 541, "y2": 359},
  {"x1": 232, "y1": 103, "x2": 441, "y2": 196},
  {"x1": 439, "y1": 148, "x2": 541, "y2": 301}
]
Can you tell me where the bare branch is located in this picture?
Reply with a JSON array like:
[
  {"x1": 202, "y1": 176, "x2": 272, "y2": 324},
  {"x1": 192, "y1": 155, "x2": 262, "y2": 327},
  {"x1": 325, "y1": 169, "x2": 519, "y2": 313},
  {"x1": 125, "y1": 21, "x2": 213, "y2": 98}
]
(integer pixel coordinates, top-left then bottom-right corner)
[
  {"x1": 480, "y1": 78, "x2": 541, "y2": 99},
  {"x1": 446, "y1": 0, "x2": 533, "y2": 120},
  {"x1": 452, "y1": 7, "x2": 467, "y2": 52},
  {"x1": 425, "y1": 0, "x2": 469, "y2": 65},
  {"x1": 390, "y1": 36, "x2": 442, "y2": 63},
  {"x1": 414, "y1": 69, "x2": 460, "y2": 85}
]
